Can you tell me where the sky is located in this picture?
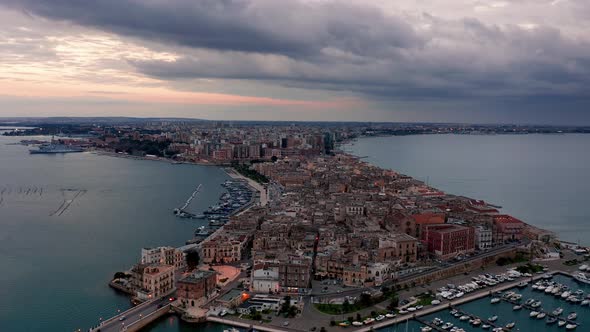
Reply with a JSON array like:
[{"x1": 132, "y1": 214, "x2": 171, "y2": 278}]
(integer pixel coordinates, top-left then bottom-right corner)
[{"x1": 0, "y1": 0, "x2": 589, "y2": 124}]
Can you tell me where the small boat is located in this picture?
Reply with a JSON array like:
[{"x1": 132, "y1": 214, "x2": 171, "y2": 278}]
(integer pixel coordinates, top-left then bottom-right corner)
[
  {"x1": 472, "y1": 319, "x2": 482, "y2": 326},
  {"x1": 490, "y1": 298, "x2": 500, "y2": 304},
  {"x1": 552, "y1": 307, "x2": 564, "y2": 315},
  {"x1": 385, "y1": 313, "x2": 396, "y2": 318},
  {"x1": 546, "y1": 317, "x2": 557, "y2": 324},
  {"x1": 338, "y1": 322, "x2": 350, "y2": 327},
  {"x1": 482, "y1": 324, "x2": 491, "y2": 329},
  {"x1": 459, "y1": 315, "x2": 470, "y2": 321},
  {"x1": 536, "y1": 312, "x2": 546, "y2": 319},
  {"x1": 530, "y1": 311, "x2": 540, "y2": 317},
  {"x1": 488, "y1": 315, "x2": 498, "y2": 322},
  {"x1": 442, "y1": 322, "x2": 454, "y2": 329},
  {"x1": 363, "y1": 317, "x2": 375, "y2": 325},
  {"x1": 421, "y1": 327, "x2": 432, "y2": 332},
  {"x1": 352, "y1": 321, "x2": 363, "y2": 326},
  {"x1": 531, "y1": 301, "x2": 542, "y2": 308},
  {"x1": 517, "y1": 281, "x2": 528, "y2": 288},
  {"x1": 375, "y1": 315, "x2": 385, "y2": 321},
  {"x1": 558, "y1": 320, "x2": 567, "y2": 327},
  {"x1": 505, "y1": 322, "x2": 516, "y2": 329},
  {"x1": 567, "y1": 312, "x2": 577, "y2": 320},
  {"x1": 581, "y1": 299, "x2": 590, "y2": 306},
  {"x1": 513, "y1": 305, "x2": 522, "y2": 310},
  {"x1": 223, "y1": 328, "x2": 239, "y2": 332},
  {"x1": 566, "y1": 324, "x2": 578, "y2": 330}
]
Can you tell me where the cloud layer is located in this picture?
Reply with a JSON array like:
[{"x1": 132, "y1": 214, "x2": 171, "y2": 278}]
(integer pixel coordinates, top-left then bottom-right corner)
[{"x1": 1, "y1": 0, "x2": 590, "y2": 123}]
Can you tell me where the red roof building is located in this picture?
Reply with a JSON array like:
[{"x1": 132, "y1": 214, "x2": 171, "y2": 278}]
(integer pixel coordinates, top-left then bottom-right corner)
[
  {"x1": 412, "y1": 212, "x2": 446, "y2": 238},
  {"x1": 493, "y1": 215, "x2": 525, "y2": 243},
  {"x1": 422, "y1": 224, "x2": 475, "y2": 260}
]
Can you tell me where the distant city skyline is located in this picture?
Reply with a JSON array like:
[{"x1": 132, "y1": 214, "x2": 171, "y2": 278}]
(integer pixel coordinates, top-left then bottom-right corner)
[{"x1": 0, "y1": 1, "x2": 589, "y2": 124}]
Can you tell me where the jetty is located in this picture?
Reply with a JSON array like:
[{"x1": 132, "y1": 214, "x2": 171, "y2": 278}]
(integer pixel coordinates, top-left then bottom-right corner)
[
  {"x1": 174, "y1": 184, "x2": 202, "y2": 217},
  {"x1": 501, "y1": 297, "x2": 580, "y2": 326},
  {"x1": 414, "y1": 316, "x2": 445, "y2": 331},
  {"x1": 452, "y1": 308, "x2": 506, "y2": 331}
]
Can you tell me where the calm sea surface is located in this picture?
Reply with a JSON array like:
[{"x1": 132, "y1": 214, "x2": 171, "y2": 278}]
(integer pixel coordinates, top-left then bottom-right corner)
[
  {"x1": 346, "y1": 134, "x2": 590, "y2": 245},
  {"x1": 0, "y1": 135, "x2": 229, "y2": 332}
]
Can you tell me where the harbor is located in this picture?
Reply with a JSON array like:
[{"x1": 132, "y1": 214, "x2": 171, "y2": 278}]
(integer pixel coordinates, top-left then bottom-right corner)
[
  {"x1": 371, "y1": 271, "x2": 590, "y2": 332},
  {"x1": 183, "y1": 175, "x2": 256, "y2": 246}
]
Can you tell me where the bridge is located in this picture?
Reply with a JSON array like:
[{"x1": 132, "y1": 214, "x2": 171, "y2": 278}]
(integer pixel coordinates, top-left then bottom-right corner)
[{"x1": 88, "y1": 297, "x2": 172, "y2": 332}]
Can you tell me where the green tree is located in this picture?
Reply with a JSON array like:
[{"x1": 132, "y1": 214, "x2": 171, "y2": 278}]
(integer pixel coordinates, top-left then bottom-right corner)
[
  {"x1": 185, "y1": 250, "x2": 200, "y2": 270},
  {"x1": 281, "y1": 296, "x2": 291, "y2": 313},
  {"x1": 342, "y1": 299, "x2": 351, "y2": 313},
  {"x1": 359, "y1": 293, "x2": 372, "y2": 307},
  {"x1": 288, "y1": 305, "x2": 298, "y2": 317},
  {"x1": 387, "y1": 297, "x2": 399, "y2": 311},
  {"x1": 113, "y1": 272, "x2": 128, "y2": 280}
]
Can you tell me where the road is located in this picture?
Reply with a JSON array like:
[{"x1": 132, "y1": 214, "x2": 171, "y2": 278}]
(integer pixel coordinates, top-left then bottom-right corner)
[
  {"x1": 312, "y1": 243, "x2": 521, "y2": 302},
  {"x1": 93, "y1": 297, "x2": 170, "y2": 332}
]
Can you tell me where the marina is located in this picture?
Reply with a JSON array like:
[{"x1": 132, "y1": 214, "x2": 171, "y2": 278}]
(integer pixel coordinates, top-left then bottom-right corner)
[
  {"x1": 377, "y1": 273, "x2": 590, "y2": 332},
  {"x1": 184, "y1": 178, "x2": 256, "y2": 245}
]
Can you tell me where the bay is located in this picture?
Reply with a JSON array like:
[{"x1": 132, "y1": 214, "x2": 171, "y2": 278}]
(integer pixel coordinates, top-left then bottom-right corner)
[
  {"x1": 0, "y1": 135, "x2": 228, "y2": 332},
  {"x1": 345, "y1": 134, "x2": 590, "y2": 245}
]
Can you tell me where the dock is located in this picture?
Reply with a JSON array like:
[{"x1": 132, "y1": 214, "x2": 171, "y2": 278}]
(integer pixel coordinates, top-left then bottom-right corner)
[
  {"x1": 413, "y1": 316, "x2": 445, "y2": 331},
  {"x1": 501, "y1": 297, "x2": 581, "y2": 326},
  {"x1": 452, "y1": 307, "x2": 507, "y2": 331},
  {"x1": 174, "y1": 184, "x2": 202, "y2": 217}
]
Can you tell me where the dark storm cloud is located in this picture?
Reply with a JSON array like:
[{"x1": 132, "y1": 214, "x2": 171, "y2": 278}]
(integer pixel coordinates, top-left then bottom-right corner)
[
  {"x1": 0, "y1": 0, "x2": 421, "y2": 58},
  {"x1": 2, "y1": 0, "x2": 590, "y2": 106}
]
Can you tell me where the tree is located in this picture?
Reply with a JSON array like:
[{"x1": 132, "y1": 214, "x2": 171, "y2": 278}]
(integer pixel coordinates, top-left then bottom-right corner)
[
  {"x1": 356, "y1": 313, "x2": 362, "y2": 321},
  {"x1": 288, "y1": 305, "x2": 298, "y2": 318},
  {"x1": 113, "y1": 272, "x2": 128, "y2": 280},
  {"x1": 281, "y1": 296, "x2": 291, "y2": 313},
  {"x1": 387, "y1": 297, "x2": 399, "y2": 311},
  {"x1": 185, "y1": 250, "x2": 200, "y2": 270},
  {"x1": 320, "y1": 327, "x2": 327, "y2": 332},
  {"x1": 359, "y1": 293, "x2": 372, "y2": 307},
  {"x1": 342, "y1": 299, "x2": 351, "y2": 313},
  {"x1": 330, "y1": 319, "x2": 336, "y2": 326}
]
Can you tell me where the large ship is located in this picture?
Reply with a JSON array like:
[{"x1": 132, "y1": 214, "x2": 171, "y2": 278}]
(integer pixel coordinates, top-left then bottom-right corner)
[{"x1": 29, "y1": 142, "x2": 84, "y2": 154}]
